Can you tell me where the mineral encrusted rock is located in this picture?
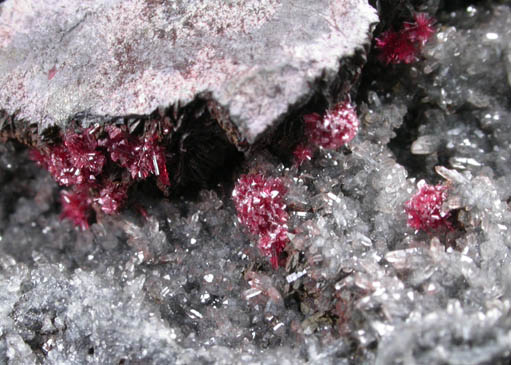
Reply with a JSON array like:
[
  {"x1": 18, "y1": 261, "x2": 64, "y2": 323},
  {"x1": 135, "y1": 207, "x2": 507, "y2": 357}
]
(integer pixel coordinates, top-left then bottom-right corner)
[
  {"x1": 2, "y1": 2, "x2": 511, "y2": 365},
  {"x1": 0, "y1": 0, "x2": 377, "y2": 144}
]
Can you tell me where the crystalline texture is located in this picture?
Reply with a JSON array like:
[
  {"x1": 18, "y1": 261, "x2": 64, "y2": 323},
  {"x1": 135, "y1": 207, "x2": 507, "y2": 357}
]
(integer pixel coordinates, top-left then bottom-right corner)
[
  {"x1": 232, "y1": 174, "x2": 289, "y2": 268},
  {"x1": 129, "y1": 134, "x2": 170, "y2": 186},
  {"x1": 1, "y1": 3, "x2": 511, "y2": 365},
  {"x1": 304, "y1": 101, "x2": 360, "y2": 150},
  {"x1": 31, "y1": 128, "x2": 107, "y2": 188},
  {"x1": 375, "y1": 13, "x2": 435, "y2": 65},
  {"x1": 63, "y1": 128, "x2": 105, "y2": 176},
  {"x1": 29, "y1": 125, "x2": 171, "y2": 228},
  {"x1": 100, "y1": 126, "x2": 136, "y2": 168},
  {"x1": 100, "y1": 127, "x2": 170, "y2": 186},
  {"x1": 60, "y1": 190, "x2": 91, "y2": 230},
  {"x1": 293, "y1": 144, "x2": 313, "y2": 166},
  {"x1": 376, "y1": 30, "x2": 418, "y2": 65},
  {"x1": 404, "y1": 180, "x2": 451, "y2": 232},
  {"x1": 95, "y1": 183, "x2": 128, "y2": 215},
  {"x1": 404, "y1": 13, "x2": 436, "y2": 46}
]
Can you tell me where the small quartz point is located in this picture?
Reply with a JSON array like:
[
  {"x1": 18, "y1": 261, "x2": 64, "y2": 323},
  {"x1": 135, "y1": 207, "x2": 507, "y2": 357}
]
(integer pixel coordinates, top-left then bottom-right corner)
[{"x1": 411, "y1": 135, "x2": 440, "y2": 155}]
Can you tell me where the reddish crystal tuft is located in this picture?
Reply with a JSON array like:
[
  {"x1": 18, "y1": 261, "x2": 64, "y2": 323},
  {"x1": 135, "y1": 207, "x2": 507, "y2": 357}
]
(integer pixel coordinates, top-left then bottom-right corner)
[
  {"x1": 259, "y1": 225, "x2": 289, "y2": 269},
  {"x1": 63, "y1": 128, "x2": 105, "y2": 175},
  {"x1": 376, "y1": 13, "x2": 435, "y2": 65},
  {"x1": 232, "y1": 173, "x2": 289, "y2": 268},
  {"x1": 31, "y1": 128, "x2": 105, "y2": 188},
  {"x1": 404, "y1": 180, "x2": 451, "y2": 232},
  {"x1": 45, "y1": 145, "x2": 91, "y2": 187},
  {"x1": 293, "y1": 144, "x2": 313, "y2": 166},
  {"x1": 60, "y1": 189, "x2": 91, "y2": 230},
  {"x1": 375, "y1": 30, "x2": 418, "y2": 65},
  {"x1": 101, "y1": 127, "x2": 170, "y2": 186},
  {"x1": 304, "y1": 101, "x2": 360, "y2": 150},
  {"x1": 405, "y1": 13, "x2": 435, "y2": 46},
  {"x1": 30, "y1": 124, "x2": 171, "y2": 229},
  {"x1": 130, "y1": 133, "x2": 170, "y2": 186},
  {"x1": 100, "y1": 126, "x2": 136, "y2": 167},
  {"x1": 95, "y1": 182, "x2": 129, "y2": 215}
]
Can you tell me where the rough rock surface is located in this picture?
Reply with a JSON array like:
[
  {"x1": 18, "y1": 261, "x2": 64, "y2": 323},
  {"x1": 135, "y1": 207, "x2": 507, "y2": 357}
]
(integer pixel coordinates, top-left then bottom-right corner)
[
  {"x1": 2, "y1": 2, "x2": 511, "y2": 365},
  {"x1": 0, "y1": 0, "x2": 377, "y2": 143}
]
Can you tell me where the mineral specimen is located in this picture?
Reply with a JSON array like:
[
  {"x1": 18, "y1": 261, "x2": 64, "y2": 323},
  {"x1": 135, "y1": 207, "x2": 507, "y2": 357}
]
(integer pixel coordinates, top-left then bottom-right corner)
[
  {"x1": 30, "y1": 124, "x2": 169, "y2": 226},
  {"x1": 232, "y1": 173, "x2": 289, "y2": 268},
  {"x1": 404, "y1": 180, "x2": 451, "y2": 232},
  {"x1": 375, "y1": 13, "x2": 435, "y2": 64},
  {"x1": 60, "y1": 189, "x2": 91, "y2": 231},
  {"x1": 303, "y1": 100, "x2": 360, "y2": 150},
  {"x1": 1, "y1": 1, "x2": 511, "y2": 365},
  {"x1": 293, "y1": 144, "x2": 313, "y2": 166}
]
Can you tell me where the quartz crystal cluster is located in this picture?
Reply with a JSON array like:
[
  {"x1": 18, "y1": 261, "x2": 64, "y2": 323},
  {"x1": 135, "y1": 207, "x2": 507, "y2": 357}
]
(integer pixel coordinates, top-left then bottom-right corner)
[{"x1": 1, "y1": 2, "x2": 511, "y2": 365}]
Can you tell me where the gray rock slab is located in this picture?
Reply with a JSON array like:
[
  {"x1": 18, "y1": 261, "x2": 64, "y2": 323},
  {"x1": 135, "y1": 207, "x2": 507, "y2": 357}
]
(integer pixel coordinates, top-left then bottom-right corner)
[{"x1": 0, "y1": 0, "x2": 377, "y2": 143}]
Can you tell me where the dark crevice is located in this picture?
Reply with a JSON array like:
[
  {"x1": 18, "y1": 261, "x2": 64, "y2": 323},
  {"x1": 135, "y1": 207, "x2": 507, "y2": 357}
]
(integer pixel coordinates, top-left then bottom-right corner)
[
  {"x1": 163, "y1": 98, "x2": 244, "y2": 198},
  {"x1": 388, "y1": 107, "x2": 430, "y2": 181}
]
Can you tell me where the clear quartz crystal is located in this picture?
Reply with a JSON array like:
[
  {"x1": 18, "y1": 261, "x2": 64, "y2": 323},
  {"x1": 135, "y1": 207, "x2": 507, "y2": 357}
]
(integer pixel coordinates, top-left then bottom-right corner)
[{"x1": 411, "y1": 135, "x2": 441, "y2": 155}]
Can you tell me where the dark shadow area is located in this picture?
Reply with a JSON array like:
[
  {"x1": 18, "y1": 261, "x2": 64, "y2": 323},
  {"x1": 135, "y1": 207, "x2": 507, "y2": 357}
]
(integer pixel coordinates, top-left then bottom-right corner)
[
  {"x1": 387, "y1": 107, "x2": 424, "y2": 177},
  {"x1": 162, "y1": 98, "x2": 245, "y2": 198}
]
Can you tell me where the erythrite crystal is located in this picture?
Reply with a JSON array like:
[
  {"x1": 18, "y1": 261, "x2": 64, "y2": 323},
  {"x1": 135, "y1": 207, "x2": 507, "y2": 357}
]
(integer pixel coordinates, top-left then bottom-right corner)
[
  {"x1": 293, "y1": 144, "x2": 313, "y2": 166},
  {"x1": 259, "y1": 226, "x2": 289, "y2": 269},
  {"x1": 45, "y1": 145, "x2": 95, "y2": 187},
  {"x1": 30, "y1": 128, "x2": 105, "y2": 187},
  {"x1": 95, "y1": 183, "x2": 129, "y2": 215},
  {"x1": 30, "y1": 124, "x2": 171, "y2": 228},
  {"x1": 100, "y1": 127, "x2": 170, "y2": 186},
  {"x1": 232, "y1": 174, "x2": 289, "y2": 268},
  {"x1": 304, "y1": 101, "x2": 360, "y2": 150},
  {"x1": 404, "y1": 180, "x2": 451, "y2": 232},
  {"x1": 405, "y1": 13, "x2": 435, "y2": 46},
  {"x1": 63, "y1": 128, "x2": 105, "y2": 175},
  {"x1": 376, "y1": 13, "x2": 435, "y2": 65},
  {"x1": 130, "y1": 134, "x2": 170, "y2": 186},
  {"x1": 375, "y1": 30, "x2": 418, "y2": 65},
  {"x1": 60, "y1": 190, "x2": 91, "y2": 230},
  {"x1": 100, "y1": 126, "x2": 136, "y2": 168}
]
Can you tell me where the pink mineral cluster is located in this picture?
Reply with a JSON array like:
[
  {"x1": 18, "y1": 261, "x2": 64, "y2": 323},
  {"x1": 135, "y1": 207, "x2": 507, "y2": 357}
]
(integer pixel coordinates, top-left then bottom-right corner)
[
  {"x1": 232, "y1": 173, "x2": 289, "y2": 268},
  {"x1": 303, "y1": 101, "x2": 360, "y2": 151},
  {"x1": 405, "y1": 180, "x2": 451, "y2": 232},
  {"x1": 100, "y1": 126, "x2": 170, "y2": 186},
  {"x1": 295, "y1": 100, "x2": 360, "y2": 166},
  {"x1": 375, "y1": 13, "x2": 435, "y2": 65},
  {"x1": 60, "y1": 189, "x2": 91, "y2": 231},
  {"x1": 292, "y1": 144, "x2": 313, "y2": 166},
  {"x1": 31, "y1": 125, "x2": 169, "y2": 229}
]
